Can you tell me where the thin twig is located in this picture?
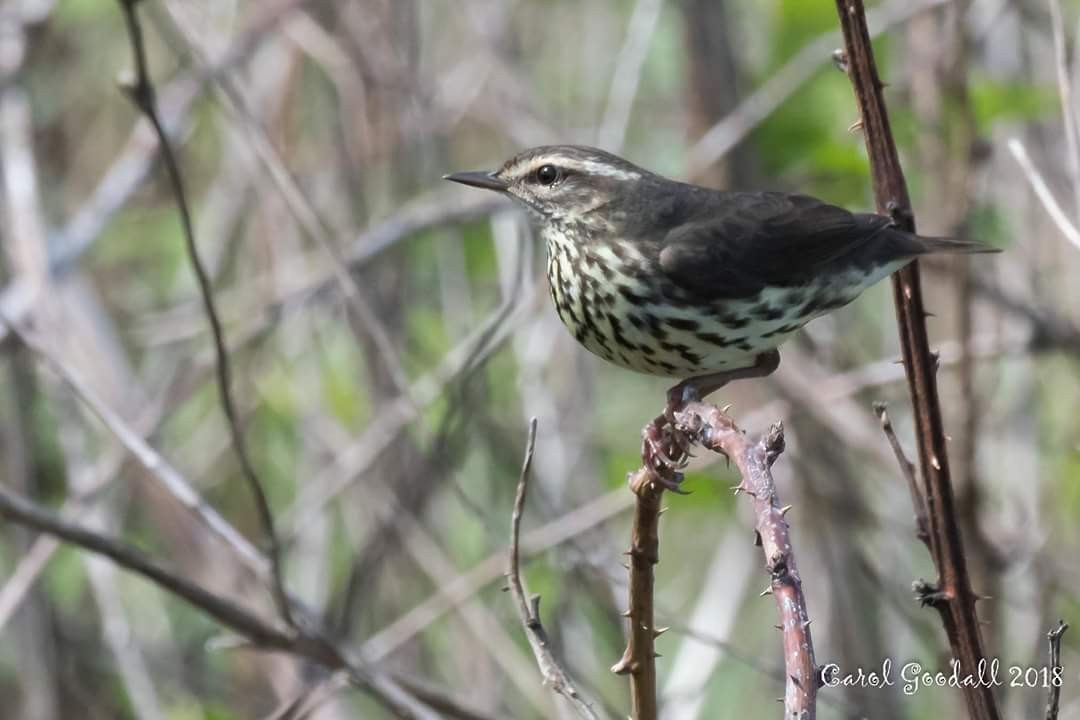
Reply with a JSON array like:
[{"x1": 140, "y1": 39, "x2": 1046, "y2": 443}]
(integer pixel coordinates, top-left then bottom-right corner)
[
  {"x1": 873, "y1": 402, "x2": 929, "y2": 544},
  {"x1": 507, "y1": 418, "x2": 602, "y2": 720},
  {"x1": 1045, "y1": 620, "x2": 1068, "y2": 720},
  {"x1": 834, "y1": 2, "x2": 1000, "y2": 718},
  {"x1": 1007, "y1": 138, "x2": 1080, "y2": 252},
  {"x1": 674, "y1": 404, "x2": 817, "y2": 719},
  {"x1": 115, "y1": 0, "x2": 293, "y2": 626},
  {"x1": 364, "y1": 487, "x2": 631, "y2": 662},
  {"x1": 0, "y1": 483, "x2": 299, "y2": 653}
]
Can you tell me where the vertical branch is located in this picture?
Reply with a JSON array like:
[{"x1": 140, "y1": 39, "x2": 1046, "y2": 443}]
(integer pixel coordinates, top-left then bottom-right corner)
[
  {"x1": 115, "y1": 0, "x2": 293, "y2": 627},
  {"x1": 611, "y1": 471, "x2": 663, "y2": 720},
  {"x1": 833, "y1": 3, "x2": 999, "y2": 718},
  {"x1": 1045, "y1": 621, "x2": 1068, "y2": 720}
]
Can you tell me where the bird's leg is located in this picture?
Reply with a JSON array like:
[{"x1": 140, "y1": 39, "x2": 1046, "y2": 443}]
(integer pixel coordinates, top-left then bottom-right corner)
[
  {"x1": 668, "y1": 349, "x2": 781, "y2": 406},
  {"x1": 641, "y1": 351, "x2": 781, "y2": 489}
]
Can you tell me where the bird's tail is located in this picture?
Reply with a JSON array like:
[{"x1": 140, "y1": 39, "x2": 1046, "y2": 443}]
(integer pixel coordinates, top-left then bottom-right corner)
[{"x1": 913, "y1": 235, "x2": 1001, "y2": 255}]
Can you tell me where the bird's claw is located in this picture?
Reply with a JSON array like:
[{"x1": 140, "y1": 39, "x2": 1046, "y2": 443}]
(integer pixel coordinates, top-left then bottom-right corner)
[{"x1": 641, "y1": 413, "x2": 693, "y2": 491}]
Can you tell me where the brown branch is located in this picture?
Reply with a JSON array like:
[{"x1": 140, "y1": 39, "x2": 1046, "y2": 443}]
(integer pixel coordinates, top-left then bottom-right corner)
[
  {"x1": 508, "y1": 419, "x2": 602, "y2": 720},
  {"x1": 675, "y1": 403, "x2": 817, "y2": 719},
  {"x1": 610, "y1": 467, "x2": 663, "y2": 720},
  {"x1": 115, "y1": 0, "x2": 292, "y2": 627},
  {"x1": 1045, "y1": 621, "x2": 1068, "y2": 720},
  {"x1": 873, "y1": 402, "x2": 929, "y2": 545},
  {"x1": 833, "y1": 3, "x2": 1000, "y2": 718}
]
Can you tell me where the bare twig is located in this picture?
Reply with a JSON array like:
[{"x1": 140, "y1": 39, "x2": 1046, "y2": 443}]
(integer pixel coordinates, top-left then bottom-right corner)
[
  {"x1": 508, "y1": 418, "x2": 602, "y2": 720},
  {"x1": 674, "y1": 404, "x2": 816, "y2": 719},
  {"x1": 364, "y1": 487, "x2": 631, "y2": 662},
  {"x1": 834, "y1": 2, "x2": 1000, "y2": 717},
  {"x1": 115, "y1": 0, "x2": 292, "y2": 626},
  {"x1": 1045, "y1": 620, "x2": 1068, "y2": 720},
  {"x1": 873, "y1": 402, "x2": 928, "y2": 544},
  {"x1": 1007, "y1": 138, "x2": 1080, "y2": 252},
  {"x1": 610, "y1": 469, "x2": 664, "y2": 720},
  {"x1": 0, "y1": 483, "x2": 298, "y2": 653}
]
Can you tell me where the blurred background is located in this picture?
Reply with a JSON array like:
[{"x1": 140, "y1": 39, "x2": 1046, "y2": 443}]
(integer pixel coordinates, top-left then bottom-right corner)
[{"x1": 1, "y1": 0, "x2": 1078, "y2": 717}]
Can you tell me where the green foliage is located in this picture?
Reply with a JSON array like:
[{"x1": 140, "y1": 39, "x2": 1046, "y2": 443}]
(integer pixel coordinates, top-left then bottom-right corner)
[{"x1": 970, "y1": 78, "x2": 1057, "y2": 131}]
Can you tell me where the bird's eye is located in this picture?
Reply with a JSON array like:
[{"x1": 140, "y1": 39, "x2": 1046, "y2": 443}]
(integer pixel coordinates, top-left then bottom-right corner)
[{"x1": 535, "y1": 164, "x2": 560, "y2": 186}]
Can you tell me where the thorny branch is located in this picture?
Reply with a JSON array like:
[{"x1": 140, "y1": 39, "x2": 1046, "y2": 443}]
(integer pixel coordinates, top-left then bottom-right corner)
[
  {"x1": 508, "y1": 419, "x2": 602, "y2": 720},
  {"x1": 1045, "y1": 621, "x2": 1068, "y2": 720},
  {"x1": 115, "y1": 0, "x2": 292, "y2": 627},
  {"x1": 834, "y1": 2, "x2": 1000, "y2": 718},
  {"x1": 675, "y1": 404, "x2": 817, "y2": 719},
  {"x1": 611, "y1": 465, "x2": 664, "y2": 720}
]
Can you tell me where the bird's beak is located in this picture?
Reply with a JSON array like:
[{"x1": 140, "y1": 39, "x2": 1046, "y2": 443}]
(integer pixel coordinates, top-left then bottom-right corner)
[{"x1": 443, "y1": 170, "x2": 509, "y2": 192}]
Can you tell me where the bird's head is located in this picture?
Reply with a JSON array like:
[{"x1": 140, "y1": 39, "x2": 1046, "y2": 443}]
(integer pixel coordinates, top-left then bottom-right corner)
[{"x1": 444, "y1": 145, "x2": 649, "y2": 226}]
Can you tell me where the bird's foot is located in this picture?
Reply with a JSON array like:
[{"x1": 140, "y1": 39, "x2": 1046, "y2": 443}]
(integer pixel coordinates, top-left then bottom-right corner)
[{"x1": 640, "y1": 405, "x2": 693, "y2": 494}]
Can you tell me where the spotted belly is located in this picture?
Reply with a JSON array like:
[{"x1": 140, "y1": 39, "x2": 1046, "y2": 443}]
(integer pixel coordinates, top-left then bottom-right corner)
[{"x1": 545, "y1": 235, "x2": 888, "y2": 378}]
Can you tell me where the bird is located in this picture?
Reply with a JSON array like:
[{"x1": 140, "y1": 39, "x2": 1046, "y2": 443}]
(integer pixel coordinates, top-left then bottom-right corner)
[{"x1": 445, "y1": 145, "x2": 997, "y2": 477}]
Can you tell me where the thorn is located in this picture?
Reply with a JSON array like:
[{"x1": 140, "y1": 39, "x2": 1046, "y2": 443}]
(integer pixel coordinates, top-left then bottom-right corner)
[
  {"x1": 658, "y1": 506, "x2": 669, "y2": 516},
  {"x1": 721, "y1": 403, "x2": 733, "y2": 414},
  {"x1": 930, "y1": 455, "x2": 941, "y2": 471},
  {"x1": 779, "y1": 504, "x2": 793, "y2": 517},
  {"x1": 759, "y1": 586, "x2": 774, "y2": 597},
  {"x1": 654, "y1": 626, "x2": 670, "y2": 637},
  {"x1": 500, "y1": 584, "x2": 509, "y2": 592},
  {"x1": 848, "y1": 118, "x2": 863, "y2": 133},
  {"x1": 611, "y1": 654, "x2": 634, "y2": 675},
  {"x1": 802, "y1": 619, "x2": 813, "y2": 629},
  {"x1": 731, "y1": 485, "x2": 742, "y2": 496},
  {"x1": 621, "y1": 562, "x2": 630, "y2": 570},
  {"x1": 621, "y1": 609, "x2": 632, "y2": 617},
  {"x1": 924, "y1": 310, "x2": 937, "y2": 319},
  {"x1": 775, "y1": 624, "x2": 783, "y2": 630},
  {"x1": 654, "y1": 652, "x2": 663, "y2": 658},
  {"x1": 831, "y1": 48, "x2": 849, "y2": 73},
  {"x1": 790, "y1": 674, "x2": 802, "y2": 689}
]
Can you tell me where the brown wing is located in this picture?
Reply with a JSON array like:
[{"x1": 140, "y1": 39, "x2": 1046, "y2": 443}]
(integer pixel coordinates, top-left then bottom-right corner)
[{"x1": 657, "y1": 192, "x2": 912, "y2": 300}]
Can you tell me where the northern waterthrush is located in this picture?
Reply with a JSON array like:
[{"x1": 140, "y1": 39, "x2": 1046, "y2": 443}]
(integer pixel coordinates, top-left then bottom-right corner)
[{"x1": 447, "y1": 145, "x2": 996, "y2": 393}]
